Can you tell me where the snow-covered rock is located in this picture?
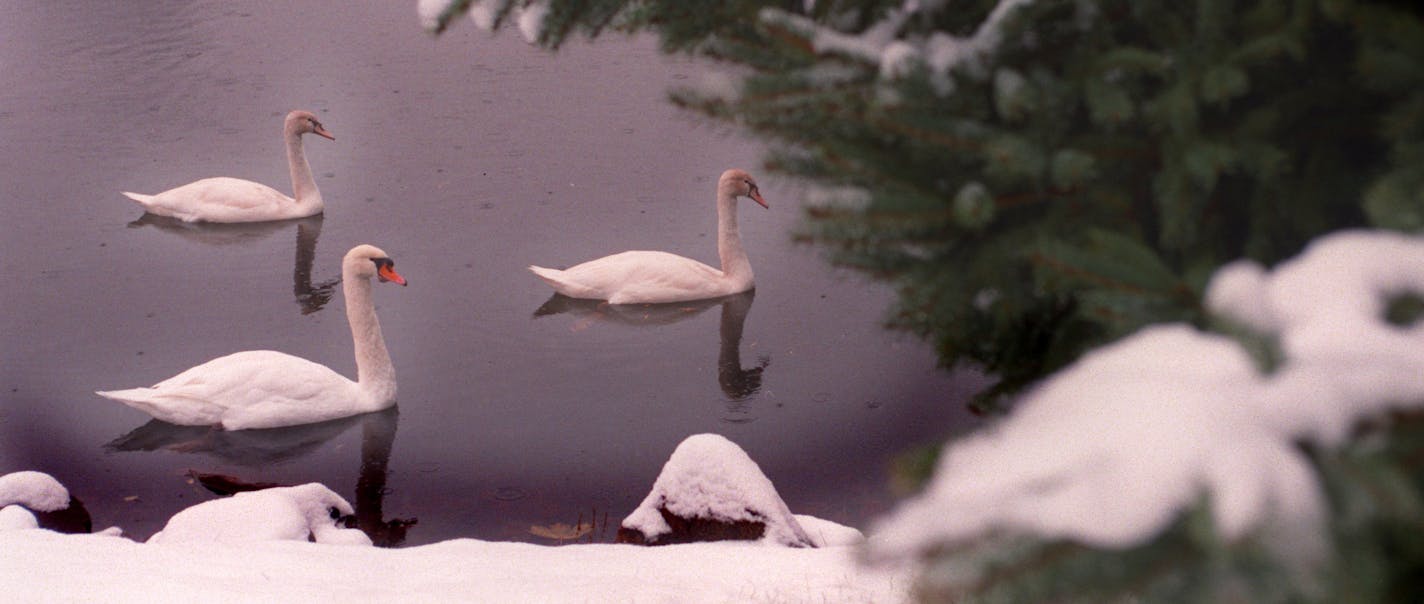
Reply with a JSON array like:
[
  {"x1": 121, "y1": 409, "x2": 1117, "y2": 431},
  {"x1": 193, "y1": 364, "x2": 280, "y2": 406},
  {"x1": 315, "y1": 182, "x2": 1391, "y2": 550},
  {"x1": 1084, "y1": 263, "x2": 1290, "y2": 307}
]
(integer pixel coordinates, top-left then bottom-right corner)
[
  {"x1": 619, "y1": 433, "x2": 815, "y2": 547},
  {"x1": 869, "y1": 229, "x2": 1424, "y2": 567},
  {"x1": 149, "y1": 483, "x2": 371, "y2": 546},
  {"x1": 0, "y1": 471, "x2": 92, "y2": 534},
  {"x1": 0, "y1": 471, "x2": 70, "y2": 512}
]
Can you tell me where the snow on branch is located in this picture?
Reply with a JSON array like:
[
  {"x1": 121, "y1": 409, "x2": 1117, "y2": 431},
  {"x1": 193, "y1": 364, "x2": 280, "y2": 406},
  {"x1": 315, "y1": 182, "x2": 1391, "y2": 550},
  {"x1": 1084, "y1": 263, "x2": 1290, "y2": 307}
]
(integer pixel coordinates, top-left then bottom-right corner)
[
  {"x1": 760, "y1": 0, "x2": 1036, "y2": 85},
  {"x1": 419, "y1": 0, "x2": 544, "y2": 42},
  {"x1": 867, "y1": 229, "x2": 1424, "y2": 568}
]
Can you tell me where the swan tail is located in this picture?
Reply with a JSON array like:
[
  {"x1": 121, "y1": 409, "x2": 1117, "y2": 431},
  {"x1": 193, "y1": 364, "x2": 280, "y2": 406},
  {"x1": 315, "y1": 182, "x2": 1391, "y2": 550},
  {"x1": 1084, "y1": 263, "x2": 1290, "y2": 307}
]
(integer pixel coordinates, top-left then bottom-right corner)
[
  {"x1": 528, "y1": 265, "x2": 590, "y2": 298},
  {"x1": 528, "y1": 265, "x2": 563, "y2": 284},
  {"x1": 121, "y1": 192, "x2": 155, "y2": 205},
  {"x1": 96, "y1": 389, "x2": 219, "y2": 427}
]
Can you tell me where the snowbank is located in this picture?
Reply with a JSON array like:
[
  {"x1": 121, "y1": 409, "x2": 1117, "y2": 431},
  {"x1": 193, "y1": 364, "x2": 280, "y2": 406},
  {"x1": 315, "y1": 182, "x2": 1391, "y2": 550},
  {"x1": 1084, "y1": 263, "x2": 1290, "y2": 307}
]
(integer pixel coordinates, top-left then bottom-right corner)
[{"x1": 0, "y1": 530, "x2": 906, "y2": 602}]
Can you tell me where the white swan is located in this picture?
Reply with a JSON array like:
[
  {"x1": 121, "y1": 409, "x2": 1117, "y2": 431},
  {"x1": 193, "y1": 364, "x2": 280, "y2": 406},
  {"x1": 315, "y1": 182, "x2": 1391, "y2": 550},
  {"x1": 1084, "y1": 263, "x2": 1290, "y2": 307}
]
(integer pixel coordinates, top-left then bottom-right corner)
[
  {"x1": 97, "y1": 244, "x2": 407, "y2": 430},
  {"x1": 120, "y1": 110, "x2": 334, "y2": 223},
  {"x1": 529, "y1": 169, "x2": 769, "y2": 304}
]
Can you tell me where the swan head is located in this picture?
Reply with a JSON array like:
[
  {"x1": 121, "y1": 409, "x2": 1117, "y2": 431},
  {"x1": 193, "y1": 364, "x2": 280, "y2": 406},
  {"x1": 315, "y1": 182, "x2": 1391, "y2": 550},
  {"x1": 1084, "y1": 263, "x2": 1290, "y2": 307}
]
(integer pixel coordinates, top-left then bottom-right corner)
[
  {"x1": 285, "y1": 109, "x2": 335, "y2": 141},
  {"x1": 719, "y1": 169, "x2": 768, "y2": 208},
  {"x1": 344, "y1": 244, "x2": 408, "y2": 286}
]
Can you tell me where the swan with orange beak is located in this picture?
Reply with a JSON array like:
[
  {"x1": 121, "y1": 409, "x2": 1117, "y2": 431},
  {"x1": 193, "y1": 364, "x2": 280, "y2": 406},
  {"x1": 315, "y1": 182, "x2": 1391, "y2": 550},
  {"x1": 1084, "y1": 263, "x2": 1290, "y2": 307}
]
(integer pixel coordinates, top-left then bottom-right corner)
[{"x1": 98, "y1": 245, "x2": 408, "y2": 430}]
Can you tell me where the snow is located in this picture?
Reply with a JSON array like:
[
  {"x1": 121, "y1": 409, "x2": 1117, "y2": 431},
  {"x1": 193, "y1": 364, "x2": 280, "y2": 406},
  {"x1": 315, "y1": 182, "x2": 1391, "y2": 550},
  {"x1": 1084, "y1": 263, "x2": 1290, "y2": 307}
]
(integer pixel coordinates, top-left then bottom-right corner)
[
  {"x1": 1, "y1": 437, "x2": 888, "y2": 600},
  {"x1": 415, "y1": 0, "x2": 450, "y2": 30},
  {"x1": 149, "y1": 483, "x2": 372, "y2": 546},
  {"x1": 794, "y1": 514, "x2": 865, "y2": 547},
  {"x1": 468, "y1": 3, "x2": 498, "y2": 31},
  {"x1": 868, "y1": 229, "x2": 1424, "y2": 569},
  {"x1": 924, "y1": 0, "x2": 1032, "y2": 76},
  {"x1": 759, "y1": 0, "x2": 1039, "y2": 91},
  {"x1": 0, "y1": 470, "x2": 70, "y2": 512},
  {"x1": 1204, "y1": 258, "x2": 1278, "y2": 332},
  {"x1": 690, "y1": 71, "x2": 742, "y2": 104},
  {"x1": 418, "y1": 1, "x2": 540, "y2": 37},
  {"x1": 0, "y1": 529, "x2": 904, "y2": 603},
  {"x1": 622, "y1": 433, "x2": 815, "y2": 547},
  {"x1": 516, "y1": 1, "x2": 549, "y2": 44},
  {"x1": 880, "y1": 41, "x2": 919, "y2": 80},
  {"x1": 0, "y1": 505, "x2": 38, "y2": 530}
]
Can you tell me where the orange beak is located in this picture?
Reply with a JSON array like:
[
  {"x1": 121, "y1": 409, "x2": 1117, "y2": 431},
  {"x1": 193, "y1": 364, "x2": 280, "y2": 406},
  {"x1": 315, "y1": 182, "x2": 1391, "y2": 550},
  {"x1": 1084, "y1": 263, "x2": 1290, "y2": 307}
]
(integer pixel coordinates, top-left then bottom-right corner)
[
  {"x1": 314, "y1": 125, "x2": 335, "y2": 141},
  {"x1": 749, "y1": 189, "x2": 768, "y2": 209},
  {"x1": 378, "y1": 264, "x2": 407, "y2": 286}
]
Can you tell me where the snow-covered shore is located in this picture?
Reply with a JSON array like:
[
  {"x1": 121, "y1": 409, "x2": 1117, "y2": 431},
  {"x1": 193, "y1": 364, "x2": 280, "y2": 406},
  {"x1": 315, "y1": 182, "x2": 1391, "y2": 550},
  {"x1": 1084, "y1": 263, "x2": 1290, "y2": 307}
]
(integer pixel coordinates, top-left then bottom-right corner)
[
  {"x1": 0, "y1": 529, "x2": 909, "y2": 602},
  {"x1": 1, "y1": 434, "x2": 906, "y2": 602}
]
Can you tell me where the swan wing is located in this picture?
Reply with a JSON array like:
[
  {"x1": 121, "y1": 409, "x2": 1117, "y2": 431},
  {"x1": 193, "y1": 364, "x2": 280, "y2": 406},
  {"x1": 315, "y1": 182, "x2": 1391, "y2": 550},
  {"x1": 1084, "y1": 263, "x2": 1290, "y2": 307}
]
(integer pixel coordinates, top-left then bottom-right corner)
[
  {"x1": 125, "y1": 177, "x2": 302, "y2": 223},
  {"x1": 533, "y1": 250, "x2": 731, "y2": 304}
]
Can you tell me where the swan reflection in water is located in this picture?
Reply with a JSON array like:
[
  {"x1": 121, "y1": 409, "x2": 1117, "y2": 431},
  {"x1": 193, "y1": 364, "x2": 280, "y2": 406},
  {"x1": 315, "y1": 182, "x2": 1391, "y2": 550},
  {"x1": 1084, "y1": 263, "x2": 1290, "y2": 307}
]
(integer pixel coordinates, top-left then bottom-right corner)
[
  {"x1": 105, "y1": 407, "x2": 416, "y2": 546},
  {"x1": 126, "y1": 214, "x2": 340, "y2": 314},
  {"x1": 533, "y1": 290, "x2": 770, "y2": 403}
]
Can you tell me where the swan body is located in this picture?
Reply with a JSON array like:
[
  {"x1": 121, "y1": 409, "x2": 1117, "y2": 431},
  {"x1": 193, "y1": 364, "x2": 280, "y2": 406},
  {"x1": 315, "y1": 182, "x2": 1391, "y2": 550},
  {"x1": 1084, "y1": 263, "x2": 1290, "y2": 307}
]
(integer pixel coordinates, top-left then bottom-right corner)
[
  {"x1": 97, "y1": 244, "x2": 407, "y2": 430},
  {"x1": 530, "y1": 169, "x2": 768, "y2": 304},
  {"x1": 121, "y1": 110, "x2": 334, "y2": 223}
]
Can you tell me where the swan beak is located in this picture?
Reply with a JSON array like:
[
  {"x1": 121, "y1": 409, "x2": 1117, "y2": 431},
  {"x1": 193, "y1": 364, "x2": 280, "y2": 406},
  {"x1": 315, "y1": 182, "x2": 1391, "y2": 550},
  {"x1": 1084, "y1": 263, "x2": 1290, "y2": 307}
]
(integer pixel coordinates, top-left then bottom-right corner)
[
  {"x1": 313, "y1": 126, "x2": 335, "y2": 141},
  {"x1": 377, "y1": 264, "x2": 407, "y2": 286},
  {"x1": 749, "y1": 189, "x2": 769, "y2": 209}
]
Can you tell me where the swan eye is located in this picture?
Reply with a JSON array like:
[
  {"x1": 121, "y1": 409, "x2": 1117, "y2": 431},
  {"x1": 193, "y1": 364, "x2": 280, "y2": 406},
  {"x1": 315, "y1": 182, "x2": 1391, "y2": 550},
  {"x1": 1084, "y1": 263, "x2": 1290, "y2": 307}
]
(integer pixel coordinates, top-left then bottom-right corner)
[{"x1": 329, "y1": 507, "x2": 341, "y2": 520}]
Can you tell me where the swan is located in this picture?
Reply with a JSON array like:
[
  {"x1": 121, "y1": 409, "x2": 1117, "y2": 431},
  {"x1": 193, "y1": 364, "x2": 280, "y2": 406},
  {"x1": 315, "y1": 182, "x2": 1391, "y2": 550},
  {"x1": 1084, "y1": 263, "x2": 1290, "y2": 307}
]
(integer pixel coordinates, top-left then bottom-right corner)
[
  {"x1": 120, "y1": 110, "x2": 334, "y2": 223},
  {"x1": 97, "y1": 244, "x2": 407, "y2": 430},
  {"x1": 529, "y1": 169, "x2": 769, "y2": 304}
]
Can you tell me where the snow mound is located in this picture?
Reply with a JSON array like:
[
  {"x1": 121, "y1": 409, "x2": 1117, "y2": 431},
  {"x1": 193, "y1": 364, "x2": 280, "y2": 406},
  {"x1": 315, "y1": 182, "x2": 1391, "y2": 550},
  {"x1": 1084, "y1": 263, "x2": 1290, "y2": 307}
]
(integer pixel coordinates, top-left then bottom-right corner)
[
  {"x1": 795, "y1": 514, "x2": 865, "y2": 547},
  {"x1": 0, "y1": 506, "x2": 38, "y2": 530},
  {"x1": 870, "y1": 229, "x2": 1424, "y2": 563},
  {"x1": 622, "y1": 433, "x2": 815, "y2": 547},
  {"x1": 1, "y1": 529, "x2": 908, "y2": 602},
  {"x1": 0, "y1": 471, "x2": 70, "y2": 512},
  {"x1": 149, "y1": 483, "x2": 371, "y2": 546}
]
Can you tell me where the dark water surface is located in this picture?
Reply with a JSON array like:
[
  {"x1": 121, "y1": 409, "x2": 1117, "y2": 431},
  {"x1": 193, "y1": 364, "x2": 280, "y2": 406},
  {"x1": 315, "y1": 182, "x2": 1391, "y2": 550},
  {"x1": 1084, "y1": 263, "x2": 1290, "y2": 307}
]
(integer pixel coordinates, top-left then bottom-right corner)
[{"x1": 0, "y1": 1, "x2": 985, "y2": 545}]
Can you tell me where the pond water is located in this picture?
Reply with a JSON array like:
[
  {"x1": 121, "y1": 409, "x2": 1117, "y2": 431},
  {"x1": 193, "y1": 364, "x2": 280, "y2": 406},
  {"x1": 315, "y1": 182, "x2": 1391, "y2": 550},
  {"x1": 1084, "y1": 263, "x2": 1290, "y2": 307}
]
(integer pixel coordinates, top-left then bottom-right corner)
[{"x1": 0, "y1": 1, "x2": 985, "y2": 546}]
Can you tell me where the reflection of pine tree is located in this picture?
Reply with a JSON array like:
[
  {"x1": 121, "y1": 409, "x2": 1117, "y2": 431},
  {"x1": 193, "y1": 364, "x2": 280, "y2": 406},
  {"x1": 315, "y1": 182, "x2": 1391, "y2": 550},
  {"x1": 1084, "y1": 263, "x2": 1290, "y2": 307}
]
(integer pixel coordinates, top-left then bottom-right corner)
[{"x1": 430, "y1": 0, "x2": 1424, "y2": 412}]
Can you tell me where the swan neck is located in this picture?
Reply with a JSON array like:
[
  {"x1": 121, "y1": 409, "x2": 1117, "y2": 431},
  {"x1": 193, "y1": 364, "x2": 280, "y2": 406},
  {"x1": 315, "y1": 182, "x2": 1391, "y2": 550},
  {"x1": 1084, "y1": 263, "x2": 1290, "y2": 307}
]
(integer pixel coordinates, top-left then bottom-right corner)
[
  {"x1": 344, "y1": 273, "x2": 396, "y2": 408},
  {"x1": 286, "y1": 131, "x2": 322, "y2": 208},
  {"x1": 717, "y1": 193, "x2": 752, "y2": 280}
]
